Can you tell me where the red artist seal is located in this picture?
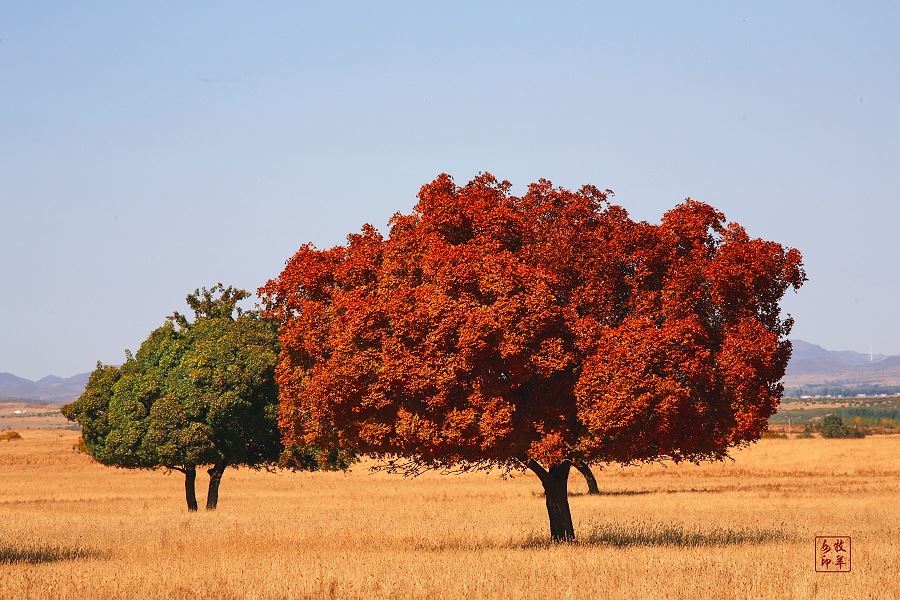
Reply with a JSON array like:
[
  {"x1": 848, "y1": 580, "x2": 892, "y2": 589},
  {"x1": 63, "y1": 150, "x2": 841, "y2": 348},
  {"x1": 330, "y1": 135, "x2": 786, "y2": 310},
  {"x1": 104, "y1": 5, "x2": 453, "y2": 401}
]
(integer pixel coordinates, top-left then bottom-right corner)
[{"x1": 815, "y1": 536, "x2": 851, "y2": 572}]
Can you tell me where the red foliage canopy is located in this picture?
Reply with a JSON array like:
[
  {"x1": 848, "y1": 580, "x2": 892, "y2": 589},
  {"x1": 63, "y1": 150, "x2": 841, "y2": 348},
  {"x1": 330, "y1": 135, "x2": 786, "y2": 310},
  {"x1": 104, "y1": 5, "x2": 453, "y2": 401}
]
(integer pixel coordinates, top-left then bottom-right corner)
[{"x1": 261, "y1": 174, "x2": 805, "y2": 472}]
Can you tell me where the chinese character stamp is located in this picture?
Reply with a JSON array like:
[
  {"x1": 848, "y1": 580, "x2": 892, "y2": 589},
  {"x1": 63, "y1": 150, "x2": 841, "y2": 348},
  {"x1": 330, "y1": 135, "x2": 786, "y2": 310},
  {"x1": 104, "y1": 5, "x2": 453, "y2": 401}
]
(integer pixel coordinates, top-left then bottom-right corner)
[{"x1": 815, "y1": 536, "x2": 851, "y2": 572}]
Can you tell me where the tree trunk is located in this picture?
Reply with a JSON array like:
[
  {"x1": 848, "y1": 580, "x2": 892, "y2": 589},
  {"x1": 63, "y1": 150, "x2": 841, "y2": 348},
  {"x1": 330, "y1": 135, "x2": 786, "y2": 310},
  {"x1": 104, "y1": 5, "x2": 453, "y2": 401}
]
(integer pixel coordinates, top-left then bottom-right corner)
[
  {"x1": 185, "y1": 464, "x2": 198, "y2": 512},
  {"x1": 574, "y1": 462, "x2": 601, "y2": 495},
  {"x1": 205, "y1": 461, "x2": 227, "y2": 511},
  {"x1": 528, "y1": 459, "x2": 576, "y2": 542}
]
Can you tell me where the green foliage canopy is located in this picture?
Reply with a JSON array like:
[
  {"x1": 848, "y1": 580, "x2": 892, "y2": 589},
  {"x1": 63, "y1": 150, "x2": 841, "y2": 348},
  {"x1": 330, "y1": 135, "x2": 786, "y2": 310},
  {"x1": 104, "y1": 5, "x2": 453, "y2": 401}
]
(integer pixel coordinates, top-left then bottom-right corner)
[
  {"x1": 818, "y1": 415, "x2": 865, "y2": 439},
  {"x1": 63, "y1": 284, "x2": 283, "y2": 471}
]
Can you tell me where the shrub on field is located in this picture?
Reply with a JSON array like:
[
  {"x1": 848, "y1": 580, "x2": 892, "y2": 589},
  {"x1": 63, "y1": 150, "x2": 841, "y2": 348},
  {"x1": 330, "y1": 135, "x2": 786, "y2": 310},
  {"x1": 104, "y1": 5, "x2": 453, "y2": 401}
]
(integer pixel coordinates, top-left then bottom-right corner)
[
  {"x1": 797, "y1": 426, "x2": 814, "y2": 438},
  {"x1": 819, "y1": 415, "x2": 865, "y2": 438},
  {"x1": 1, "y1": 431, "x2": 22, "y2": 441},
  {"x1": 72, "y1": 436, "x2": 89, "y2": 454}
]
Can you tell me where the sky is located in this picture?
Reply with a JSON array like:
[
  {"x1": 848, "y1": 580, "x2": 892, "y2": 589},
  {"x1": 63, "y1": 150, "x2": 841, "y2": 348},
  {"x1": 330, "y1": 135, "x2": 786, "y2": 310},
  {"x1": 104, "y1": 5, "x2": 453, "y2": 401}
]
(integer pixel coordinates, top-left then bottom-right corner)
[{"x1": 2, "y1": 2, "x2": 899, "y2": 380}]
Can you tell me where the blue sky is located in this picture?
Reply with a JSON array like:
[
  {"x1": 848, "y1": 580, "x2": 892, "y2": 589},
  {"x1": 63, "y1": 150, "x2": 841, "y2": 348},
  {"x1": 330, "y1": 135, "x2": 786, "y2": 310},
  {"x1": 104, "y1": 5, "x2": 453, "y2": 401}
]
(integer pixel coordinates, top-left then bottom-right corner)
[{"x1": 2, "y1": 2, "x2": 899, "y2": 379}]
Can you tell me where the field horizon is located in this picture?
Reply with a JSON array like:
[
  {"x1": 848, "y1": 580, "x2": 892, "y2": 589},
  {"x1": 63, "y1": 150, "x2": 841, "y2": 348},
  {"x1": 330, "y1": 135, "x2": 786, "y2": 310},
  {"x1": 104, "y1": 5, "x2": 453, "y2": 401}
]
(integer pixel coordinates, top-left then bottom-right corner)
[{"x1": 1, "y1": 429, "x2": 898, "y2": 599}]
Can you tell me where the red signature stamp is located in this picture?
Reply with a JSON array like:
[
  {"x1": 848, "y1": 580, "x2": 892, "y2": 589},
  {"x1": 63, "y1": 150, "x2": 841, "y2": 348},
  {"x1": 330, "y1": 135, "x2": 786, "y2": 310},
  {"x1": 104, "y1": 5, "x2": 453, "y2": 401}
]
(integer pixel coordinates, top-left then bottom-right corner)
[{"x1": 815, "y1": 536, "x2": 851, "y2": 572}]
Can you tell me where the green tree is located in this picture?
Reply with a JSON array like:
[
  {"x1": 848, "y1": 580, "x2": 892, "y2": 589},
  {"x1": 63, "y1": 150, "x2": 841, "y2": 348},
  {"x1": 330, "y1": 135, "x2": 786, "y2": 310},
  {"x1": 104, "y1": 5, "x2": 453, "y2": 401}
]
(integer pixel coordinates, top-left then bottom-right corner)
[
  {"x1": 819, "y1": 415, "x2": 864, "y2": 439},
  {"x1": 64, "y1": 284, "x2": 289, "y2": 511}
]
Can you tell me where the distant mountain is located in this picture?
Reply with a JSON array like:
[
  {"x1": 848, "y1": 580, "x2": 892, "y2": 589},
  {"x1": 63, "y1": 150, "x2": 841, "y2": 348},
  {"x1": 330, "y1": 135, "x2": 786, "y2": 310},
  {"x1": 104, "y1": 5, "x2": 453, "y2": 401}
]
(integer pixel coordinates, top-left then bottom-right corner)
[
  {"x1": 2, "y1": 340, "x2": 897, "y2": 403},
  {"x1": 785, "y1": 340, "x2": 900, "y2": 395},
  {"x1": 0, "y1": 372, "x2": 90, "y2": 404},
  {"x1": 790, "y1": 340, "x2": 886, "y2": 367}
]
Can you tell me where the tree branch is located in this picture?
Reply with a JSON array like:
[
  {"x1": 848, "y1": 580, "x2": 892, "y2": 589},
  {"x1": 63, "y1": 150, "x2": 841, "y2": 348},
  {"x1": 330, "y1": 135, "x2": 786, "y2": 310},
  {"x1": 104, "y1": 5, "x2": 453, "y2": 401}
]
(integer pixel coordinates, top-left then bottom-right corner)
[{"x1": 525, "y1": 458, "x2": 549, "y2": 485}]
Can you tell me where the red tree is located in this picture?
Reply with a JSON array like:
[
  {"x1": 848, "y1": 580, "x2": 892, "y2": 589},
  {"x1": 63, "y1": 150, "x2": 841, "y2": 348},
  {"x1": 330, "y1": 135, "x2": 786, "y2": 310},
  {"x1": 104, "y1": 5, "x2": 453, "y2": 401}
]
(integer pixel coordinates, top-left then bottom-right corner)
[{"x1": 261, "y1": 174, "x2": 805, "y2": 541}]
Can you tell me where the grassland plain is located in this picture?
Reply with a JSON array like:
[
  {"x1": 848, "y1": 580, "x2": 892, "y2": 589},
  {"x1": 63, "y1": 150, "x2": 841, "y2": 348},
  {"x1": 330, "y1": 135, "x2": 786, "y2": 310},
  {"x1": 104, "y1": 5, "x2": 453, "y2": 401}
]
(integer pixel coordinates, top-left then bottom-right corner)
[{"x1": 1, "y1": 430, "x2": 898, "y2": 599}]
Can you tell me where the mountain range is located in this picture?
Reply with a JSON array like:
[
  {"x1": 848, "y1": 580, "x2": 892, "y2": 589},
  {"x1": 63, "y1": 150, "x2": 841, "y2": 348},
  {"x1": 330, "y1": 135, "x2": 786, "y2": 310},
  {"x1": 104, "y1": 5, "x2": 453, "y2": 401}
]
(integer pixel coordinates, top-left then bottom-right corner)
[
  {"x1": 1, "y1": 339, "x2": 899, "y2": 403},
  {"x1": 783, "y1": 340, "x2": 900, "y2": 395},
  {"x1": 0, "y1": 372, "x2": 90, "y2": 404}
]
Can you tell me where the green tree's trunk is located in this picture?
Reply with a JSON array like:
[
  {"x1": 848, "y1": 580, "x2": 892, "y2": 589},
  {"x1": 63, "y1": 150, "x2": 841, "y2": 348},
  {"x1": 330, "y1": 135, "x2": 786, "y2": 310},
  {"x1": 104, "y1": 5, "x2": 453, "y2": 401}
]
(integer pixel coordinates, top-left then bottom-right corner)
[
  {"x1": 574, "y1": 462, "x2": 601, "y2": 495},
  {"x1": 185, "y1": 464, "x2": 198, "y2": 512},
  {"x1": 528, "y1": 459, "x2": 576, "y2": 542},
  {"x1": 205, "y1": 461, "x2": 227, "y2": 511}
]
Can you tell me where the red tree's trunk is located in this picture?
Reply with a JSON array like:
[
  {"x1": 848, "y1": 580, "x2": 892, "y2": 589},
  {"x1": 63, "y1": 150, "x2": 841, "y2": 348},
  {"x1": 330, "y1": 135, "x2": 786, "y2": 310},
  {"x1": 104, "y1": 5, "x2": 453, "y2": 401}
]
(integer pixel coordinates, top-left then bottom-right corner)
[
  {"x1": 184, "y1": 464, "x2": 198, "y2": 512},
  {"x1": 205, "y1": 461, "x2": 227, "y2": 511},
  {"x1": 574, "y1": 462, "x2": 601, "y2": 495},
  {"x1": 528, "y1": 459, "x2": 576, "y2": 542}
]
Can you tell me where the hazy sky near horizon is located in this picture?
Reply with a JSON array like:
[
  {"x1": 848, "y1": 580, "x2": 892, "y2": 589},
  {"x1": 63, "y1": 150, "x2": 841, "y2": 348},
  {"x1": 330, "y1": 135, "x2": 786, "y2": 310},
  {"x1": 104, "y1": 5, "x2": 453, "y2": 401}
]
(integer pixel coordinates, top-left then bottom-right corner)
[{"x1": 2, "y1": 2, "x2": 899, "y2": 379}]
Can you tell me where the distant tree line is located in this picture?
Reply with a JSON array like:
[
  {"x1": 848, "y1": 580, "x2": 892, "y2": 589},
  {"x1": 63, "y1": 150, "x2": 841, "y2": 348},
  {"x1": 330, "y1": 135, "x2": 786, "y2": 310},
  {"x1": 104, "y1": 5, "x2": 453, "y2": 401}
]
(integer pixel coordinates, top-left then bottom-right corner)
[{"x1": 785, "y1": 385, "x2": 900, "y2": 398}]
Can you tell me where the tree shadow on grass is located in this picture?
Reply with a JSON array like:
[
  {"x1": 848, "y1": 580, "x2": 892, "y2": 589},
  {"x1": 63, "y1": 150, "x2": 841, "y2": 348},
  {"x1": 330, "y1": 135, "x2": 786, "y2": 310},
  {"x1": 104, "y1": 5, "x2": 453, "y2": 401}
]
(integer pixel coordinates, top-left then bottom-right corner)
[
  {"x1": 0, "y1": 544, "x2": 100, "y2": 565},
  {"x1": 568, "y1": 489, "x2": 654, "y2": 497},
  {"x1": 520, "y1": 520, "x2": 789, "y2": 549},
  {"x1": 565, "y1": 487, "x2": 727, "y2": 497},
  {"x1": 404, "y1": 521, "x2": 788, "y2": 552}
]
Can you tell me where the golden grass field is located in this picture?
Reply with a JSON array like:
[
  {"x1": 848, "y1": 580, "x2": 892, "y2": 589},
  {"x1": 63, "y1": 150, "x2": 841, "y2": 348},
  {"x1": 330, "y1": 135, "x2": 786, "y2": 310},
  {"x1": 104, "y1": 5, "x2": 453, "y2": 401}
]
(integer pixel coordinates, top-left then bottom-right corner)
[{"x1": 1, "y1": 429, "x2": 898, "y2": 599}]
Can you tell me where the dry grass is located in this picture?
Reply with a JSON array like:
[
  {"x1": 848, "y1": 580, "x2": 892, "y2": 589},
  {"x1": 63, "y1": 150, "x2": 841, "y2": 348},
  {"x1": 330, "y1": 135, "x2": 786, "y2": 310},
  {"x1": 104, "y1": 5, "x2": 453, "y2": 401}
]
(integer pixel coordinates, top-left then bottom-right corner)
[{"x1": 1, "y1": 430, "x2": 898, "y2": 599}]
